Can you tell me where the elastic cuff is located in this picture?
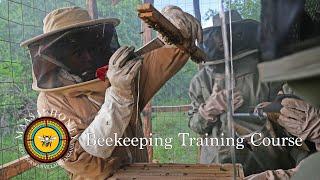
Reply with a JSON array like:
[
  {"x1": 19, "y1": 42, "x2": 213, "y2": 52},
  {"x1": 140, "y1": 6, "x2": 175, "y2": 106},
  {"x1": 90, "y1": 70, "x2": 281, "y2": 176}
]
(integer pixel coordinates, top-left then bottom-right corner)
[
  {"x1": 109, "y1": 87, "x2": 134, "y2": 102},
  {"x1": 78, "y1": 132, "x2": 113, "y2": 159}
]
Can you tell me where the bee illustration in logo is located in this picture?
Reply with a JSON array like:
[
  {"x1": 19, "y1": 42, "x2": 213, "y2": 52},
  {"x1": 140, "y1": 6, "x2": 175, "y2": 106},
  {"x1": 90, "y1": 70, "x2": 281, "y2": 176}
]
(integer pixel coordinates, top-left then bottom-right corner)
[
  {"x1": 24, "y1": 117, "x2": 70, "y2": 163},
  {"x1": 38, "y1": 135, "x2": 56, "y2": 147}
]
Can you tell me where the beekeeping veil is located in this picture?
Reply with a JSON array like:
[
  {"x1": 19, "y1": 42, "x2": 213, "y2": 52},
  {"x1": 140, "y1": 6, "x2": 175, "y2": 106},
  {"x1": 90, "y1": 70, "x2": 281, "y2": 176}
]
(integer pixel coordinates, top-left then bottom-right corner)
[
  {"x1": 20, "y1": 7, "x2": 120, "y2": 90},
  {"x1": 258, "y1": 0, "x2": 320, "y2": 107},
  {"x1": 200, "y1": 10, "x2": 259, "y2": 61}
]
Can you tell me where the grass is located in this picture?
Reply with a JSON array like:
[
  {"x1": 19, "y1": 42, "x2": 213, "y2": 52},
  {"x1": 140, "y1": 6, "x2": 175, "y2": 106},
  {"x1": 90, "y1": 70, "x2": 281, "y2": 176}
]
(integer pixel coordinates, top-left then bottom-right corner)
[
  {"x1": 152, "y1": 112, "x2": 199, "y2": 163},
  {"x1": 0, "y1": 112, "x2": 199, "y2": 179},
  {"x1": 1, "y1": 132, "x2": 69, "y2": 179},
  {"x1": 0, "y1": 134, "x2": 68, "y2": 180},
  {"x1": 11, "y1": 167, "x2": 69, "y2": 180},
  {"x1": 0, "y1": 134, "x2": 24, "y2": 165}
]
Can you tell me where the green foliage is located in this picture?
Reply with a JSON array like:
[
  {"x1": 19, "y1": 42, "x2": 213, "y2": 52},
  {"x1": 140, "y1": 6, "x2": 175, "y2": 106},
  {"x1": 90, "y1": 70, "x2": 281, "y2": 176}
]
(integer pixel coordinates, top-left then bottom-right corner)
[
  {"x1": 153, "y1": 60, "x2": 198, "y2": 106},
  {"x1": 204, "y1": 9, "x2": 218, "y2": 22},
  {"x1": 228, "y1": 0, "x2": 261, "y2": 21},
  {"x1": 97, "y1": 0, "x2": 142, "y2": 47},
  {"x1": 204, "y1": 0, "x2": 261, "y2": 23}
]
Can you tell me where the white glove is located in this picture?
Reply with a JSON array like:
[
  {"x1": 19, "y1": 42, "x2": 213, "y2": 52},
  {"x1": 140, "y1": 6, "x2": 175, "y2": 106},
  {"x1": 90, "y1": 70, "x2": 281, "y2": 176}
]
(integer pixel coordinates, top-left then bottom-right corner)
[
  {"x1": 199, "y1": 88, "x2": 244, "y2": 122},
  {"x1": 107, "y1": 46, "x2": 143, "y2": 98},
  {"x1": 279, "y1": 98, "x2": 320, "y2": 150},
  {"x1": 79, "y1": 46, "x2": 142, "y2": 159},
  {"x1": 160, "y1": 6, "x2": 202, "y2": 49},
  {"x1": 244, "y1": 168, "x2": 296, "y2": 180}
]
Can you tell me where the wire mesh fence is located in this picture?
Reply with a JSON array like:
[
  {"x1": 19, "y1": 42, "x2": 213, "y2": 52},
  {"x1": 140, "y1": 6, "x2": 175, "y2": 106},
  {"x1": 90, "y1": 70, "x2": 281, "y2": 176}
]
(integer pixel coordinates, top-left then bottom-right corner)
[
  {"x1": 151, "y1": 0, "x2": 222, "y2": 164},
  {"x1": 1, "y1": 0, "x2": 92, "y2": 179},
  {"x1": 0, "y1": 0, "x2": 230, "y2": 178},
  {"x1": 0, "y1": 1, "x2": 87, "y2": 179}
]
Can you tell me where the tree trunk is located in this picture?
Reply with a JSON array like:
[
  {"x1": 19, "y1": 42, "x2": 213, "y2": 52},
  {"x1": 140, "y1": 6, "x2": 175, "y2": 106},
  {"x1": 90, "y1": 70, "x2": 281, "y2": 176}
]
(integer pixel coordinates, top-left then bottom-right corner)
[
  {"x1": 193, "y1": 0, "x2": 201, "y2": 22},
  {"x1": 86, "y1": 0, "x2": 98, "y2": 19}
]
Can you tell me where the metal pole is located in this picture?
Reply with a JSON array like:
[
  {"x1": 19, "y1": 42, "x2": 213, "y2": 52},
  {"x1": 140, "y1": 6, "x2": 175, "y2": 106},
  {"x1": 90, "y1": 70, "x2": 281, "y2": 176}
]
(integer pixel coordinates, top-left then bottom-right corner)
[{"x1": 219, "y1": 1, "x2": 236, "y2": 179}]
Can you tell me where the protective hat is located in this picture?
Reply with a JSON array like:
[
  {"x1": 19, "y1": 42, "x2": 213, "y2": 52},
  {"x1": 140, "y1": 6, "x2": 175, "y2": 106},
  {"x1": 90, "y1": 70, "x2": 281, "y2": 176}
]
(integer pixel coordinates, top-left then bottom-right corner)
[
  {"x1": 20, "y1": 6, "x2": 119, "y2": 47},
  {"x1": 211, "y1": 10, "x2": 242, "y2": 27},
  {"x1": 200, "y1": 11, "x2": 259, "y2": 60},
  {"x1": 22, "y1": 7, "x2": 121, "y2": 90}
]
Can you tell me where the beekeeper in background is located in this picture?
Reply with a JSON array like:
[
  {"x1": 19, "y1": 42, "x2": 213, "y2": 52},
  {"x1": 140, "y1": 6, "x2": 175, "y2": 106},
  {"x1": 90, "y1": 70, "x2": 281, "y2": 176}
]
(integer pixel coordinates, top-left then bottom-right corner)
[
  {"x1": 245, "y1": 87, "x2": 320, "y2": 179},
  {"x1": 188, "y1": 11, "x2": 305, "y2": 176}
]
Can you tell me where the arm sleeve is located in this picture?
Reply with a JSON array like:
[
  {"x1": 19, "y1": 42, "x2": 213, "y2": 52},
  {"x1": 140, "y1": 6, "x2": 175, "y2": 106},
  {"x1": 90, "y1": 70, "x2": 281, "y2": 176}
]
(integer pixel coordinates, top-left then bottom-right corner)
[
  {"x1": 138, "y1": 47, "x2": 190, "y2": 108},
  {"x1": 244, "y1": 168, "x2": 296, "y2": 180},
  {"x1": 78, "y1": 87, "x2": 134, "y2": 159},
  {"x1": 37, "y1": 92, "x2": 125, "y2": 179},
  {"x1": 188, "y1": 76, "x2": 215, "y2": 135}
]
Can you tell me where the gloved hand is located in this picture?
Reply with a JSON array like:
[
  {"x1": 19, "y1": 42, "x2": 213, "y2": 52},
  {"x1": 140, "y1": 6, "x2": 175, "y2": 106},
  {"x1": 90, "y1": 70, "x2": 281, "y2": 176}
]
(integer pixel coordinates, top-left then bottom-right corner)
[
  {"x1": 79, "y1": 46, "x2": 142, "y2": 159},
  {"x1": 244, "y1": 168, "x2": 296, "y2": 180},
  {"x1": 279, "y1": 98, "x2": 320, "y2": 149},
  {"x1": 199, "y1": 89, "x2": 244, "y2": 122},
  {"x1": 160, "y1": 5, "x2": 202, "y2": 50},
  {"x1": 107, "y1": 46, "x2": 143, "y2": 99}
]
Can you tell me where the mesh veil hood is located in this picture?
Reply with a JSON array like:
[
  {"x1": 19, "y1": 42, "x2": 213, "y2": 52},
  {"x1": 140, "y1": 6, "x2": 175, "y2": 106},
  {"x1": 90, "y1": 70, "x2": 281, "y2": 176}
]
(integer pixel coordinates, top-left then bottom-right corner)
[
  {"x1": 200, "y1": 19, "x2": 259, "y2": 61},
  {"x1": 27, "y1": 23, "x2": 120, "y2": 92}
]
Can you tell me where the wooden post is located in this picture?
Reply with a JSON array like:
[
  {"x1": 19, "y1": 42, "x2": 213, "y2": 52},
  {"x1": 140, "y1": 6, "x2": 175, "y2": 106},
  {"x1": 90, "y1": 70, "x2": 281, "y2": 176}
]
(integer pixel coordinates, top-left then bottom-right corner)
[
  {"x1": 141, "y1": 0, "x2": 154, "y2": 163},
  {"x1": 86, "y1": 0, "x2": 98, "y2": 19}
]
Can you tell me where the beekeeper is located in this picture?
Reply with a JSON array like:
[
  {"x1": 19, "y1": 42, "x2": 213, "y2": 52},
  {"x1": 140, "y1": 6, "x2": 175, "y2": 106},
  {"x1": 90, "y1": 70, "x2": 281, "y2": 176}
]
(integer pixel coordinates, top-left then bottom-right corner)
[
  {"x1": 21, "y1": 6, "x2": 202, "y2": 179},
  {"x1": 188, "y1": 11, "x2": 305, "y2": 176},
  {"x1": 245, "y1": 87, "x2": 320, "y2": 179}
]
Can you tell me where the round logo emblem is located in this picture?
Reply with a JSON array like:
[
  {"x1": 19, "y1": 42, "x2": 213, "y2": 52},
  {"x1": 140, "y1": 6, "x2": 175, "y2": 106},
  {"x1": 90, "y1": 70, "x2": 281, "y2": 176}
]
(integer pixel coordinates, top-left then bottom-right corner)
[{"x1": 23, "y1": 117, "x2": 70, "y2": 163}]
